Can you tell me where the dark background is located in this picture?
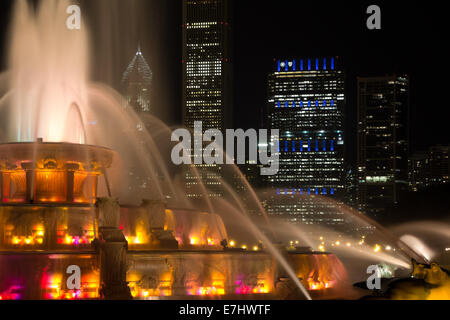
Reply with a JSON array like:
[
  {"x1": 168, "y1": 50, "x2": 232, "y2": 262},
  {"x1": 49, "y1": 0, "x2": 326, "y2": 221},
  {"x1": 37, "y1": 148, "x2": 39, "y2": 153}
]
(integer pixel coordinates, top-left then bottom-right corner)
[{"x1": 0, "y1": 0, "x2": 448, "y2": 166}]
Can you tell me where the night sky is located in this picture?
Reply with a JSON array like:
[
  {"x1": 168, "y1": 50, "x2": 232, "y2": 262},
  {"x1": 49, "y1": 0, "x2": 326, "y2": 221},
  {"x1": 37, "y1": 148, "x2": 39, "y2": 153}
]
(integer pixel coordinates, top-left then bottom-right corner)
[{"x1": 0, "y1": 0, "x2": 448, "y2": 166}]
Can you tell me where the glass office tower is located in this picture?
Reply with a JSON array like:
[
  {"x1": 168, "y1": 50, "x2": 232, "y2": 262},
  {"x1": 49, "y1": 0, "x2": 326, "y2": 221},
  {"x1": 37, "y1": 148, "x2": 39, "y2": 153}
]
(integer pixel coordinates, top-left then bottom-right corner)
[{"x1": 266, "y1": 57, "x2": 345, "y2": 227}]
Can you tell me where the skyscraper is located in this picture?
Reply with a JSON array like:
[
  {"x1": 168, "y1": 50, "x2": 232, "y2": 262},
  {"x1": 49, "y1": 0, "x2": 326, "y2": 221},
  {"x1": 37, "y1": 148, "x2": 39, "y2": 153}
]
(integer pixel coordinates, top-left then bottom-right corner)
[
  {"x1": 408, "y1": 146, "x2": 449, "y2": 192},
  {"x1": 121, "y1": 45, "x2": 153, "y2": 197},
  {"x1": 357, "y1": 76, "x2": 409, "y2": 219},
  {"x1": 408, "y1": 152, "x2": 429, "y2": 191},
  {"x1": 122, "y1": 45, "x2": 153, "y2": 121},
  {"x1": 428, "y1": 146, "x2": 450, "y2": 186},
  {"x1": 182, "y1": 0, "x2": 232, "y2": 200},
  {"x1": 265, "y1": 57, "x2": 346, "y2": 227}
]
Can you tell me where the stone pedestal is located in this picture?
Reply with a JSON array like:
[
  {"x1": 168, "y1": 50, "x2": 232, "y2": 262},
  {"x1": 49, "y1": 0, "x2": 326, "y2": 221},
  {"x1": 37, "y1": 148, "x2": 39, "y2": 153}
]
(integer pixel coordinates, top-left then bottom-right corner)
[
  {"x1": 141, "y1": 200, "x2": 178, "y2": 249},
  {"x1": 272, "y1": 243, "x2": 306, "y2": 299},
  {"x1": 95, "y1": 198, "x2": 132, "y2": 300},
  {"x1": 97, "y1": 227, "x2": 132, "y2": 299},
  {"x1": 149, "y1": 229, "x2": 179, "y2": 249}
]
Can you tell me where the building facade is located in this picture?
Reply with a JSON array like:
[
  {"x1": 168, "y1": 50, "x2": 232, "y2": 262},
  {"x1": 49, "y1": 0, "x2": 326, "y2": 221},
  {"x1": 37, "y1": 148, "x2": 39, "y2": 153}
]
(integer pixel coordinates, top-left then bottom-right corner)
[
  {"x1": 182, "y1": 0, "x2": 232, "y2": 201},
  {"x1": 428, "y1": 146, "x2": 450, "y2": 186},
  {"x1": 408, "y1": 152, "x2": 429, "y2": 191},
  {"x1": 409, "y1": 146, "x2": 450, "y2": 191},
  {"x1": 265, "y1": 57, "x2": 346, "y2": 227},
  {"x1": 357, "y1": 76, "x2": 409, "y2": 219}
]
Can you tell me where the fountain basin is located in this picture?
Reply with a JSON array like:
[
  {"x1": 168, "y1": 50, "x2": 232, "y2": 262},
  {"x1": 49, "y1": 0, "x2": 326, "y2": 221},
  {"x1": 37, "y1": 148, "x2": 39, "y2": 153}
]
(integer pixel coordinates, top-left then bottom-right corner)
[
  {"x1": 0, "y1": 250, "x2": 350, "y2": 300},
  {"x1": 0, "y1": 142, "x2": 352, "y2": 300}
]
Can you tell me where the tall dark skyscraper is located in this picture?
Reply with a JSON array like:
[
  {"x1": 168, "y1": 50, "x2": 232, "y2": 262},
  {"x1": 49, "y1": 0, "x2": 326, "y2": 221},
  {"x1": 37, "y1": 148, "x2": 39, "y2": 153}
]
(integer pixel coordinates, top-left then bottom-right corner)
[
  {"x1": 357, "y1": 76, "x2": 409, "y2": 219},
  {"x1": 181, "y1": 0, "x2": 232, "y2": 200},
  {"x1": 408, "y1": 152, "x2": 429, "y2": 191},
  {"x1": 265, "y1": 57, "x2": 346, "y2": 227}
]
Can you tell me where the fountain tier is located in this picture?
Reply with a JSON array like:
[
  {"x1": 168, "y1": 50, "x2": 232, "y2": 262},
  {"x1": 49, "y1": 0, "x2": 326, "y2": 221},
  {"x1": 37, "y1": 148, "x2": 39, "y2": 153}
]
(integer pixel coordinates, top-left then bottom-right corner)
[{"x1": 0, "y1": 142, "x2": 114, "y2": 204}]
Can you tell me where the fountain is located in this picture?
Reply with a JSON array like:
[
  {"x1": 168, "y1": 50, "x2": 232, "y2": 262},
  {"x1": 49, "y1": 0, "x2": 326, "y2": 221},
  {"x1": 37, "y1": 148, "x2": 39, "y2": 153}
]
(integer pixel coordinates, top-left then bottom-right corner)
[
  {"x1": 0, "y1": 0, "x2": 446, "y2": 301},
  {"x1": 0, "y1": 138, "x2": 352, "y2": 300},
  {"x1": 0, "y1": 0, "x2": 352, "y2": 300}
]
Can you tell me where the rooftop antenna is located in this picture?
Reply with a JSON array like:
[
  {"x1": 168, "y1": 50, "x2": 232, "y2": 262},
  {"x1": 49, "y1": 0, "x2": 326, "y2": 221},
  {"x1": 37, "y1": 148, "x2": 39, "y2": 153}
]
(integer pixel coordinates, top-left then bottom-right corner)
[{"x1": 137, "y1": 42, "x2": 142, "y2": 55}]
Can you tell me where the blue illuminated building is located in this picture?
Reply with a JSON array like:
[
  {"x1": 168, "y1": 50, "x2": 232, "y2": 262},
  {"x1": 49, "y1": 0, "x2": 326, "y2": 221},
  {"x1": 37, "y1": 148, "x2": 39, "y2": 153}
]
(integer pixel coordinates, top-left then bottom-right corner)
[{"x1": 266, "y1": 57, "x2": 345, "y2": 226}]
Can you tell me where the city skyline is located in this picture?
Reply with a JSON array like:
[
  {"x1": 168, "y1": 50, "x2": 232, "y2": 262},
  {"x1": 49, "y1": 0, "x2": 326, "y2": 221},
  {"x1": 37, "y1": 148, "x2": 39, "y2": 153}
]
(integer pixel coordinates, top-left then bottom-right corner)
[
  {"x1": 1, "y1": 1, "x2": 447, "y2": 154},
  {"x1": 0, "y1": 0, "x2": 448, "y2": 304},
  {"x1": 0, "y1": 1, "x2": 446, "y2": 220}
]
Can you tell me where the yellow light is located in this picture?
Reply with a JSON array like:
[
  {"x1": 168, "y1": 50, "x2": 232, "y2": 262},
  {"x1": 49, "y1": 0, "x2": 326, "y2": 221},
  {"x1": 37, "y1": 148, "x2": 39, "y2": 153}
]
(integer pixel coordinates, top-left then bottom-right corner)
[
  {"x1": 190, "y1": 237, "x2": 197, "y2": 245},
  {"x1": 346, "y1": 242, "x2": 351, "y2": 247},
  {"x1": 135, "y1": 232, "x2": 144, "y2": 244},
  {"x1": 37, "y1": 230, "x2": 44, "y2": 236},
  {"x1": 319, "y1": 236, "x2": 324, "y2": 241},
  {"x1": 374, "y1": 244, "x2": 381, "y2": 252},
  {"x1": 25, "y1": 238, "x2": 32, "y2": 245},
  {"x1": 241, "y1": 245, "x2": 247, "y2": 250},
  {"x1": 13, "y1": 237, "x2": 20, "y2": 245},
  {"x1": 335, "y1": 241, "x2": 340, "y2": 246},
  {"x1": 386, "y1": 245, "x2": 392, "y2": 251},
  {"x1": 229, "y1": 240, "x2": 235, "y2": 247},
  {"x1": 318, "y1": 245, "x2": 325, "y2": 252},
  {"x1": 252, "y1": 246, "x2": 258, "y2": 251}
]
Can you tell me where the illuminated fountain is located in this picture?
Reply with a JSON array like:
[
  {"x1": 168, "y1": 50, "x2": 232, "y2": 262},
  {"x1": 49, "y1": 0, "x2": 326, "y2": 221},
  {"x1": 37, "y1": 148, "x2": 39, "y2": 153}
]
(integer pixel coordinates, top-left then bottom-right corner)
[
  {"x1": 0, "y1": 139, "x2": 350, "y2": 300},
  {"x1": 1, "y1": 0, "x2": 441, "y2": 301}
]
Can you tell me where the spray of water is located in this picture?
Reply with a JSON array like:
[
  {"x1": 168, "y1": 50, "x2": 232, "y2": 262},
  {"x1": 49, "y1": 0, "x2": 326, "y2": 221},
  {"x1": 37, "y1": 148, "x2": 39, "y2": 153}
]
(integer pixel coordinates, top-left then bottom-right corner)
[
  {"x1": 399, "y1": 234, "x2": 435, "y2": 263},
  {"x1": 5, "y1": 0, "x2": 88, "y2": 143},
  {"x1": 215, "y1": 197, "x2": 312, "y2": 300}
]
